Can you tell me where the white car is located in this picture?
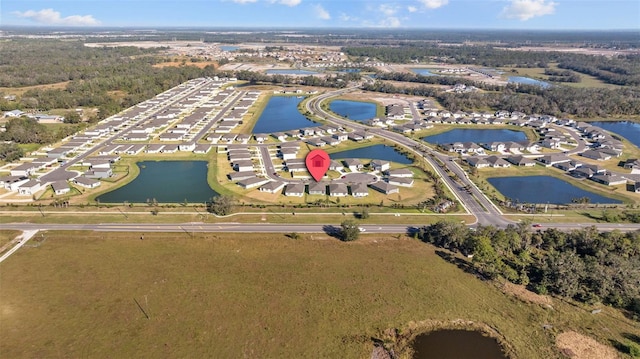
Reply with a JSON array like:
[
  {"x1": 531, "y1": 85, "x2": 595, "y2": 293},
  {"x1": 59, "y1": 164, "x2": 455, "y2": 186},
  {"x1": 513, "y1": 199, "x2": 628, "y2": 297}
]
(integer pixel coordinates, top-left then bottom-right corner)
[{"x1": 358, "y1": 227, "x2": 366, "y2": 232}]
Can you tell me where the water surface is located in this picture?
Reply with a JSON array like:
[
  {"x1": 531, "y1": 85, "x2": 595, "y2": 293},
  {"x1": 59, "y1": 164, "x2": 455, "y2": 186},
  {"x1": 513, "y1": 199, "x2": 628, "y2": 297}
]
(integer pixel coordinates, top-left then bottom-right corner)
[
  {"x1": 423, "y1": 129, "x2": 527, "y2": 144},
  {"x1": 252, "y1": 96, "x2": 318, "y2": 133},
  {"x1": 330, "y1": 144, "x2": 412, "y2": 164},
  {"x1": 97, "y1": 161, "x2": 218, "y2": 203},
  {"x1": 488, "y1": 176, "x2": 620, "y2": 204},
  {"x1": 329, "y1": 100, "x2": 377, "y2": 122},
  {"x1": 592, "y1": 121, "x2": 640, "y2": 148},
  {"x1": 508, "y1": 76, "x2": 550, "y2": 88},
  {"x1": 412, "y1": 330, "x2": 507, "y2": 359}
]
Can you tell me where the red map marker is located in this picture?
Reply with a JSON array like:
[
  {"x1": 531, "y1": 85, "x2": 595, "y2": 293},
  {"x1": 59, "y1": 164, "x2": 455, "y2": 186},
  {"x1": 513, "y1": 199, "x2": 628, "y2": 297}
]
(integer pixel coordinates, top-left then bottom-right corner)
[{"x1": 305, "y1": 149, "x2": 330, "y2": 182}]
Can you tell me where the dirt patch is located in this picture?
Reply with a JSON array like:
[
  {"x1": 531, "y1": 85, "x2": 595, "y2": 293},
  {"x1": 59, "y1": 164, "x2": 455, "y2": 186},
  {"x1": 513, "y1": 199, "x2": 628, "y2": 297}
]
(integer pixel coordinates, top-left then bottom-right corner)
[
  {"x1": 153, "y1": 61, "x2": 218, "y2": 69},
  {"x1": 556, "y1": 331, "x2": 619, "y2": 359},
  {"x1": 501, "y1": 281, "x2": 553, "y2": 307}
]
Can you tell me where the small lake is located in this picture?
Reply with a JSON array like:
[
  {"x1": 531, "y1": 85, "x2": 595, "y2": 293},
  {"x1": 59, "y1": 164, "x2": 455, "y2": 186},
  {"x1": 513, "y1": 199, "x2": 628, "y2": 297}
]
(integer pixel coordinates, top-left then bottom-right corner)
[
  {"x1": 329, "y1": 100, "x2": 377, "y2": 122},
  {"x1": 488, "y1": 176, "x2": 621, "y2": 204},
  {"x1": 219, "y1": 45, "x2": 239, "y2": 52},
  {"x1": 97, "y1": 161, "x2": 218, "y2": 204},
  {"x1": 266, "y1": 69, "x2": 320, "y2": 75},
  {"x1": 330, "y1": 144, "x2": 412, "y2": 164},
  {"x1": 252, "y1": 96, "x2": 318, "y2": 133},
  {"x1": 411, "y1": 68, "x2": 438, "y2": 76},
  {"x1": 412, "y1": 330, "x2": 507, "y2": 359},
  {"x1": 423, "y1": 129, "x2": 527, "y2": 145},
  {"x1": 591, "y1": 121, "x2": 640, "y2": 148},
  {"x1": 508, "y1": 76, "x2": 551, "y2": 88}
]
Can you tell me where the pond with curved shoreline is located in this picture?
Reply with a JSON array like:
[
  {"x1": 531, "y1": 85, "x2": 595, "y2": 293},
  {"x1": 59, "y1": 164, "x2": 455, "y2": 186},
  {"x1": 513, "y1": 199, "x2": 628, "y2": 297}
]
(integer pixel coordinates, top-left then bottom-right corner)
[
  {"x1": 330, "y1": 144, "x2": 412, "y2": 164},
  {"x1": 329, "y1": 100, "x2": 377, "y2": 122},
  {"x1": 252, "y1": 96, "x2": 318, "y2": 133},
  {"x1": 423, "y1": 129, "x2": 528, "y2": 145},
  {"x1": 97, "y1": 161, "x2": 218, "y2": 204},
  {"x1": 411, "y1": 329, "x2": 508, "y2": 359},
  {"x1": 487, "y1": 176, "x2": 621, "y2": 204}
]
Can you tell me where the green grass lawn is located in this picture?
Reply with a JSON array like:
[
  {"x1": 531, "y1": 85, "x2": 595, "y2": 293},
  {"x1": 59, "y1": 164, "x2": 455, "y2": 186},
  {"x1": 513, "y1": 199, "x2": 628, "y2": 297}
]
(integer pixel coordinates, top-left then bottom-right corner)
[{"x1": 1, "y1": 231, "x2": 638, "y2": 358}]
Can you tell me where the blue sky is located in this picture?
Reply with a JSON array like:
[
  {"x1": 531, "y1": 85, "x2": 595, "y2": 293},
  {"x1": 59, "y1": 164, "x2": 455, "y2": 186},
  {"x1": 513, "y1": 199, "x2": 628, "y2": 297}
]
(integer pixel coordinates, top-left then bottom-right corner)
[{"x1": 1, "y1": 0, "x2": 638, "y2": 29}]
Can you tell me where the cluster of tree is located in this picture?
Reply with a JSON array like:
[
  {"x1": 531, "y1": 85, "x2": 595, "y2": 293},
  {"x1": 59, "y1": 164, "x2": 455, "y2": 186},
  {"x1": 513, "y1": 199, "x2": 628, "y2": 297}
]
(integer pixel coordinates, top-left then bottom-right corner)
[
  {"x1": 558, "y1": 54, "x2": 640, "y2": 86},
  {"x1": 543, "y1": 69, "x2": 581, "y2": 83},
  {"x1": 0, "y1": 143, "x2": 24, "y2": 162},
  {"x1": 0, "y1": 118, "x2": 82, "y2": 144},
  {"x1": 0, "y1": 39, "x2": 162, "y2": 87},
  {"x1": 416, "y1": 221, "x2": 640, "y2": 317},
  {"x1": 339, "y1": 220, "x2": 361, "y2": 241},
  {"x1": 207, "y1": 195, "x2": 234, "y2": 216}
]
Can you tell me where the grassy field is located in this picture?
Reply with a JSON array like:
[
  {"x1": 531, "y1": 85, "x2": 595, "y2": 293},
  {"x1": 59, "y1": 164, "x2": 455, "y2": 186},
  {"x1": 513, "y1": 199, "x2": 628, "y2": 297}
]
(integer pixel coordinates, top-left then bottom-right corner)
[
  {"x1": 1, "y1": 231, "x2": 638, "y2": 358},
  {"x1": 0, "y1": 230, "x2": 21, "y2": 249}
]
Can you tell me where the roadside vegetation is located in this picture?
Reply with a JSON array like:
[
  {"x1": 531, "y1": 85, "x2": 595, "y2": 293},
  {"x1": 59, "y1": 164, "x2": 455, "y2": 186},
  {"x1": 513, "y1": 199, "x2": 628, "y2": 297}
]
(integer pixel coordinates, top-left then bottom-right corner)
[{"x1": 417, "y1": 220, "x2": 640, "y2": 319}]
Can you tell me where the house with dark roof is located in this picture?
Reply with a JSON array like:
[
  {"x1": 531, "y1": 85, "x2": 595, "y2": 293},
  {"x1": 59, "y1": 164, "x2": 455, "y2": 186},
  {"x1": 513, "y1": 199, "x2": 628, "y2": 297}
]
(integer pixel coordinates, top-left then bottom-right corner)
[
  {"x1": 370, "y1": 160, "x2": 390, "y2": 172},
  {"x1": 73, "y1": 176, "x2": 100, "y2": 189},
  {"x1": 17, "y1": 179, "x2": 42, "y2": 196},
  {"x1": 466, "y1": 157, "x2": 489, "y2": 168},
  {"x1": 388, "y1": 176, "x2": 414, "y2": 187},
  {"x1": 51, "y1": 180, "x2": 70, "y2": 195},
  {"x1": 506, "y1": 155, "x2": 536, "y2": 167},
  {"x1": 343, "y1": 159, "x2": 363, "y2": 172},
  {"x1": 259, "y1": 181, "x2": 285, "y2": 194},
  {"x1": 237, "y1": 176, "x2": 269, "y2": 189},
  {"x1": 486, "y1": 156, "x2": 511, "y2": 168},
  {"x1": 591, "y1": 173, "x2": 627, "y2": 186},
  {"x1": 386, "y1": 168, "x2": 413, "y2": 178},
  {"x1": 329, "y1": 183, "x2": 349, "y2": 197},
  {"x1": 369, "y1": 181, "x2": 399, "y2": 195},
  {"x1": 308, "y1": 182, "x2": 327, "y2": 195},
  {"x1": 581, "y1": 149, "x2": 612, "y2": 161},
  {"x1": 285, "y1": 183, "x2": 305, "y2": 197},
  {"x1": 350, "y1": 183, "x2": 369, "y2": 197}
]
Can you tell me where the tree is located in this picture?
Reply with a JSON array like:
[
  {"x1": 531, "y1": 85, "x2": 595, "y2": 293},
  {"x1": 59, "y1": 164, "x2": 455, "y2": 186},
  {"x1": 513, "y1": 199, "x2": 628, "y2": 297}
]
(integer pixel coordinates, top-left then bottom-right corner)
[
  {"x1": 339, "y1": 220, "x2": 360, "y2": 242},
  {"x1": 63, "y1": 110, "x2": 82, "y2": 124},
  {"x1": 208, "y1": 195, "x2": 234, "y2": 216},
  {"x1": 0, "y1": 143, "x2": 24, "y2": 162}
]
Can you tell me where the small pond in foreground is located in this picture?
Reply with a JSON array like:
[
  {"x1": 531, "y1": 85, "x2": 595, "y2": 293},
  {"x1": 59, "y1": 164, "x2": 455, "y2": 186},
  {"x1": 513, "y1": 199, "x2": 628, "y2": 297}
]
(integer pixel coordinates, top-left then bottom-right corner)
[
  {"x1": 423, "y1": 129, "x2": 527, "y2": 145},
  {"x1": 591, "y1": 121, "x2": 640, "y2": 149},
  {"x1": 252, "y1": 96, "x2": 318, "y2": 133},
  {"x1": 97, "y1": 161, "x2": 218, "y2": 204},
  {"x1": 488, "y1": 176, "x2": 621, "y2": 204},
  {"x1": 412, "y1": 330, "x2": 507, "y2": 359},
  {"x1": 330, "y1": 144, "x2": 412, "y2": 164},
  {"x1": 329, "y1": 100, "x2": 377, "y2": 122}
]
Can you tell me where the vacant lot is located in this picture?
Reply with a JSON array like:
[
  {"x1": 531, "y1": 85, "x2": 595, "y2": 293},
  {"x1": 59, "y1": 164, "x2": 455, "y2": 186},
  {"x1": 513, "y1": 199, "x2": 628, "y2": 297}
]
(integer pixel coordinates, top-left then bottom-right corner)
[{"x1": 1, "y1": 232, "x2": 637, "y2": 358}]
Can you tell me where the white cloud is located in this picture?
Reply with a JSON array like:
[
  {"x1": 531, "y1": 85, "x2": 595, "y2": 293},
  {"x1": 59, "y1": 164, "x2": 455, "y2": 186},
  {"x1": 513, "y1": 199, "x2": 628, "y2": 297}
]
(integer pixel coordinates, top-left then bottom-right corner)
[
  {"x1": 313, "y1": 4, "x2": 331, "y2": 20},
  {"x1": 501, "y1": 0, "x2": 557, "y2": 21},
  {"x1": 379, "y1": 17, "x2": 402, "y2": 28},
  {"x1": 13, "y1": 8, "x2": 100, "y2": 26},
  {"x1": 232, "y1": 0, "x2": 259, "y2": 3},
  {"x1": 407, "y1": 6, "x2": 418, "y2": 13},
  {"x1": 379, "y1": 4, "x2": 399, "y2": 16},
  {"x1": 418, "y1": 0, "x2": 449, "y2": 9},
  {"x1": 276, "y1": 0, "x2": 302, "y2": 6}
]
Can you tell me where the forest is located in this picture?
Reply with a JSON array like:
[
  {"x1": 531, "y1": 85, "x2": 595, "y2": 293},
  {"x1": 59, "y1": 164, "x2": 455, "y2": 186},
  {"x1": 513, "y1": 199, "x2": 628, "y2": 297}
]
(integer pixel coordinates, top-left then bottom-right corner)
[
  {"x1": 343, "y1": 45, "x2": 640, "y2": 86},
  {"x1": 416, "y1": 220, "x2": 640, "y2": 319}
]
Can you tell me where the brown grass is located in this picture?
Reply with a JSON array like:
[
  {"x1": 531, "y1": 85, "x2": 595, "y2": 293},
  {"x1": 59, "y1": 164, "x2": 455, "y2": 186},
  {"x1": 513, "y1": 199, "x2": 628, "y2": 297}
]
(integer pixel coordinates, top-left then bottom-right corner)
[
  {"x1": 556, "y1": 331, "x2": 620, "y2": 359},
  {"x1": 1, "y1": 232, "x2": 638, "y2": 359}
]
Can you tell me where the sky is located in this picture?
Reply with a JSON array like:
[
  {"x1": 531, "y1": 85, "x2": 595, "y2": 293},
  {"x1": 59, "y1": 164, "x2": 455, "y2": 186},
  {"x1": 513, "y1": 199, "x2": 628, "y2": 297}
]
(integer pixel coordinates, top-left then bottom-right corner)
[{"x1": 0, "y1": 0, "x2": 638, "y2": 30}]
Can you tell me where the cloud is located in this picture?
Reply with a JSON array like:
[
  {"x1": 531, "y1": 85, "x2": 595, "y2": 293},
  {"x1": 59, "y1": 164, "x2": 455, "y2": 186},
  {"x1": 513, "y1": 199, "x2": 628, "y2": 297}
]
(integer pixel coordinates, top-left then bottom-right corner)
[
  {"x1": 313, "y1": 4, "x2": 331, "y2": 20},
  {"x1": 379, "y1": 17, "x2": 402, "y2": 28},
  {"x1": 418, "y1": 0, "x2": 449, "y2": 9},
  {"x1": 407, "y1": 6, "x2": 418, "y2": 13},
  {"x1": 501, "y1": 0, "x2": 557, "y2": 20},
  {"x1": 379, "y1": 4, "x2": 399, "y2": 16},
  {"x1": 13, "y1": 8, "x2": 100, "y2": 26},
  {"x1": 232, "y1": 0, "x2": 259, "y2": 3},
  {"x1": 275, "y1": 0, "x2": 302, "y2": 6}
]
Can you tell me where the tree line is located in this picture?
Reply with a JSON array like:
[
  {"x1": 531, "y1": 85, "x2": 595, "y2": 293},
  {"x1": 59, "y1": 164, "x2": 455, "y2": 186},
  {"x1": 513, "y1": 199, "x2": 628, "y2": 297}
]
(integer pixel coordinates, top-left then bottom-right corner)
[{"x1": 416, "y1": 220, "x2": 640, "y2": 318}]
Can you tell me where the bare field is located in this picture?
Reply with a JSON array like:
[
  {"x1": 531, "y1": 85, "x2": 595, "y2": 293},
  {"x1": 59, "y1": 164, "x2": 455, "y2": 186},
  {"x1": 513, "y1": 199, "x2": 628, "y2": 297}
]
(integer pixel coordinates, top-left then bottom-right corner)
[{"x1": 1, "y1": 231, "x2": 638, "y2": 358}]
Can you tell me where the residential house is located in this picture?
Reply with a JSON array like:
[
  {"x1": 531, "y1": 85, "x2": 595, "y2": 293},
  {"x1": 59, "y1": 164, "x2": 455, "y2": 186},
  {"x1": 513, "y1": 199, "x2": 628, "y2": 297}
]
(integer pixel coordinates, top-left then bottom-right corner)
[
  {"x1": 284, "y1": 183, "x2": 305, "y2": 197},
  {"x1": 259, "y1": 181, "x2": 285, "y2": 194},
  {"x1": 308, "y1": 182, "x2": 327, "y2": 195},
  {"x1": 387, "y1": 176, "x2": 414, "y2": 187},
  {"x1": 10, "y1": 163, "x2": 37, "y2": 177},
  {"x1": 537, "y1": 154, "x2": 571, "y2": 167},
  {"x1": 233, "y1": 160, "x2": 254, "y2": 172},
  {"x1": 17, "y1": 179, "x2": 42, "y2": 196},
  {"x1": 73, "y1": 176, "x2": 101, "y2": 189},
  {"x1": 228, "y1": 171, "x2": 256, "y2": 181},
  {"x1": 350, "y1": 183, "x2": 369, "y2": 197},
  {"x1": 466, "y1": 157, "x2": 490, "y2": 168},
  {"x1": 386, "y1": 168, "x2": 413, "y2": 178},
  {"x1": 51, "y1": 180, "x2": 70, "y2": 195},
  {"x1": 328, "y1": 183, "x2": 349, "y2": 197},
  {"x1": 370, "y1": 160, "x2": 390, "y2": 172},
  {"x1": 369, "y1": 181, "x2": 399, "y2": 195},
  {"x1": 591, "y1": 173, "x2": 627, "y2": 186},
  {"x1": 581, "y1": 149, "x2": 612, "y2": 161},
  {"x1": 506, "y1": 155, "x2": 536, "y2": 167},
  {"x1": 343, "y1": 159, "x2": 363, "y2": 172},
  {"x1": 237, "y1": 176, "x2": 269, "y2": 189},
  {"x1": 486, "y1": 156, "x2": 511, "y2": 168}
]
